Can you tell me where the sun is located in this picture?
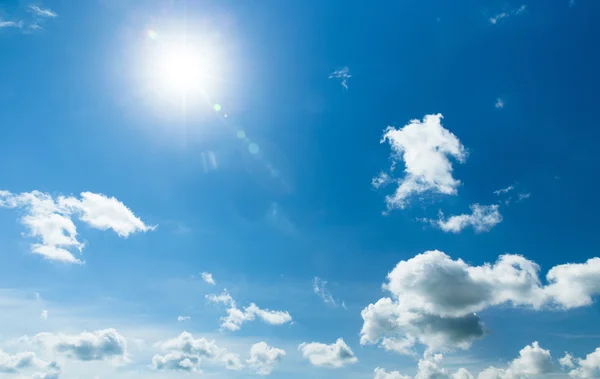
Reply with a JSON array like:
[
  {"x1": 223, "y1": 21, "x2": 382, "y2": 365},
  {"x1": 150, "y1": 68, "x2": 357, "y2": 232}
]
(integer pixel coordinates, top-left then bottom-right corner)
[
  {"x1": 144, "y1": 30, "x2": 220, "y2": 98},
  {"x1": 157, "y1": 44, "x2": 208, "y2": 94}
]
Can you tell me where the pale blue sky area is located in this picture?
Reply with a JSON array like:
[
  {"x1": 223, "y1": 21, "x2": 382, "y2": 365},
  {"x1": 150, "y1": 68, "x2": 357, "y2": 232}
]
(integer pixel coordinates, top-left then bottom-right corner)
[{"x1": 1, "y1": 1, "x2": 600, "y2": 378}]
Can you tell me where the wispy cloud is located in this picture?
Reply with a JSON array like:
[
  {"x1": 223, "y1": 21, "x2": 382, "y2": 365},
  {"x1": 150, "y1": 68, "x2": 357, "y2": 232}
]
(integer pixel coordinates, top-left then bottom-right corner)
[
  {"x1": 427, "y1": 204, "x2": 503, "y2": 233},
  {"x1": 493, "y1": 185, "x2": 514, "y2": 195},
  {"x1": 313, "y1": 277, "x2": 345, "y2": 308},
  {"x1": 28, "y1": 5, "x2": 58, "y2": 18},
  {"x1": 201, "y1": 272, "x2": 216, "y2": 285},
  {"x1": 0, "y1": 20, "x2": 24, "y2": 28},
  {"x1": 177, "y1": 316, "x2": 190, "y2": 322},
  {"x1": 518, "y1": 192, "x2": 531, "y2": 202},
  {"x1": 329, "y1": 66, "x2": 352, "y2": 89},
  {"x1": 490, "y1": 5, "x2": 526, "y2": 24},
  {"x1": 495, "y1": 97, "x2": 504, "y2": 109}
]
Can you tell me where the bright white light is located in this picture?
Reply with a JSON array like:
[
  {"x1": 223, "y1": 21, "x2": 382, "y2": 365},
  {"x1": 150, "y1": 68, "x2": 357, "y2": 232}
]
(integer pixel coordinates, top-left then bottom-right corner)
[{"x1": 156, "y1": 43, "x2": 212, "y2": 94}]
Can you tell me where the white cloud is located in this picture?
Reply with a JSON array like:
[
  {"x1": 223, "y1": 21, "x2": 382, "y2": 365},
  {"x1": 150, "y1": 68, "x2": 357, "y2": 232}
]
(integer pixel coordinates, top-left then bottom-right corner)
[
  {"x1": 206, "y1": 290, "x2": 236, "y2": 307},
  {"x1": 479, "y1": 342, "x2": 553, "y2": 379},
  {"x1": 374, "y1": 367, "x2": 412, "y2": 379},
  {"x1": 177, "y1": 316, "x2": 190, "y2": 322},
  {"x1": 206, "y1": 291, "x2": 292, "y2": 331},
  {"x1": 375, "y1": 342, "x2": 554, "y2": 379},
  {"x1": 313, "y1": 277, "x2": 341, "y2": 306},
  {"x1": 24, "y1": 329, "x2": 128, "y2": 363},
  {"x1": 0, "y1": 349, "x2": 46, "y2": 373},
  {"x1": 560, "y1": 352, "x2": 576, "y2": 369},
  {"x1": 151, "y1": 332, "x2": 243, "y2": 372},
  {"x1": 246, "y1": 342, "x2": 285, "y2": 375},
  {"x1": 360, "y1": 250, "x2": 600, "y2": 355},
  {"x1": 201, "y1": 272, "x2": 216, "y2": 285},
  {"x1": 40, "y1": 310, "x2": 48, "y2": 321},
  {"x1": 299, "y1": 338, "x2": 357, "y2": 368},
  {"x1": 33, "y1": 361, "x2": 61, "y2": 379},
  {"x1": 434, "y1": 204, "x2": 502, "y2": 233},
  {"x1": 374, "y1": 114, "x2": 467, "y2": 210},
  {"x1": 495, "y1": 98, "x2": 504, "y2": 109},
  {"x1": 329, "y1": 66, "x2": 351, "y2": 89},
  {"x1": 518, "y1": 193, "x2": 531, "y2": 202},
  {"x1": 493, "y1": 185, "x2": 514, "y2": 195},
  {"x1": 566, "y1": 348, "x2": 600, "y2": 378},
  {"x1": 0, "y1": 20, "x2": 24, "y2": 28},
  {"x1": 0, "y1": 190, "x2": 154, "y2": 263},
  {"x1": 490, "y1": 5, "x2": 527, "y2": 24},
  {"x1": 28, "y1": 5, "x2": 58, "y2": 18}
]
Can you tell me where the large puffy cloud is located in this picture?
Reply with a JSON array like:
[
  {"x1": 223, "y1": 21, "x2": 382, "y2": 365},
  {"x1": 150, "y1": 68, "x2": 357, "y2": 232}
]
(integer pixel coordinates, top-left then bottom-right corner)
[
  {"x1": 25, "y1": 329, "x2": 128, "y2": 363},
  {"x1": 361, "y1": 250, "x2": 600, "y2": 354},
  {"x1": 435, "y1": 204, "x2": 502, "y2": 233},
  {"x1": 563, "y1": 348, "x2": 600, "y2": 378},
  {"x1": 373, "y1": 114, "x2": 467, "y2": 210},
  {"x1": 150, "y1": 332, "x2": 243, "y2": 373},
  {"x1": 206, "y1": 290, "x2": 292, "y2": 331},
  {"x1": 0, "y1": 190, "x2": 154, "y2": 263},
  {"x1": 246, "y1": 342, "x2": 285, "y2": 375},
  {"x1": 299, "y1": 338, "x2": 357, "y2": 368}
]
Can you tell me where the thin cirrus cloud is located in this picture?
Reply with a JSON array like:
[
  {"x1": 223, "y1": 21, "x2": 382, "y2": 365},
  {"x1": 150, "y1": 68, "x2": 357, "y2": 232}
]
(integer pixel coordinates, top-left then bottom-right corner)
[
  {"x1": 490, "y1": 5, "x2": 527, "y2": 24},
  {"x1": 298, "y1": 338, "x2": 357, "y2": 368},
  {"x1": 432, "y1": 204, "x2": 503, "y2": 233},
  {"x1": 328, "y1": 66, "x2": 351, "y2": 89},
  {"x1": 373, "y1": 114, "x2": 467, "y2": 210},
  {"x1": 313, "y1": 277, "x2": 344, "y2": 307},
  {"x1": 28, "y1": 5, "x2": 58, "y2": 18},
  {"x1": 150, "y1": 332, "x2": 243, "y2": 373},
  {"x1": 246, "y1": 342, "x2": 286, "y2": 375},
  {"x1": 206, "y1": 290, "x2": 292, "y2": 331},
  {"x1": 360, "y1": 250, "x2": 600, "y2": 355},
  {"x1": 374, "y1": 341, "x2": 554, "y2": 379},
  {"x1": 0, "y1": 190, "x2": 155, "y2": 264}
]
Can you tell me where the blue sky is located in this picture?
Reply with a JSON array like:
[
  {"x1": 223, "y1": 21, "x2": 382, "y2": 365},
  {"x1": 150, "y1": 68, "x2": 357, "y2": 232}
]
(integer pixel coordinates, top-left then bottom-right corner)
[{"x1": 1, "y1": 0, "x2": 600, "y2": 378}]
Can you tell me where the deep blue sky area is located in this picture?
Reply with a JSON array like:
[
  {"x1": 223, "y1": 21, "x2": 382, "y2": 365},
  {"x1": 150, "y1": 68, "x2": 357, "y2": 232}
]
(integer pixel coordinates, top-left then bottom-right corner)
[{"x1": 1, "y1": 1, "x2": 600, "y2": 378}]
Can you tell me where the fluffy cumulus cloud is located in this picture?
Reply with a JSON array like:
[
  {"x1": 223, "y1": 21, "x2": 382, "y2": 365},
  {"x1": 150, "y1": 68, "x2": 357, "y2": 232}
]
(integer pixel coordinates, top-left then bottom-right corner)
[
  {"x1": 151, "y1": 332, "x2": 243, "y2": 373},
  {"x1": 201, "y1": 272, "x2": 216, "y2": 285},
  {"x1": 0, "y1": 190, "x2": 154, "y2": 264},
  {"x1": 373, "y1": 114, "x2": 467, "y2": 210},
  {"x1": 374, "y1": 367, "x2": 411, "y2": 379},
  {"x1": 563, "y1": 348, "x2": 600, "y2": 378},
  {"x1": 361, "y1": 250, "x2": 600, "y2": 355},
  {"x1": 246, "y1": 342, "x2": 285, "y2": 375},
  {"x1": 0, "y1": 349, "x2": 46, "y2": 373},
  {"x1": 434, "y1": 204, "x2": 502, "y2": 233},
  {"x1": 206, "y1": 290, "x2": 292, "y2": 331},
  {"x1": 374, "y1": 342, "x2": 554, "y2": 379},
  {"x1": 299, "y1": 338, "x2": 357, "y2": 368},
  {"x1": 24, "y1": 329, "x2": 128, "y2": 363}
]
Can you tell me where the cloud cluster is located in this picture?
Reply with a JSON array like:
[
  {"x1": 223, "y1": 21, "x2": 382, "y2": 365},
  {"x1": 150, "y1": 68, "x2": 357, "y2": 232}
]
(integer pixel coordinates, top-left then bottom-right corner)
[
  {"x1": 299, "y1": 338, "x2": 357, "y2": 368},
  {"x1": 373, "y1": 114, "x2": 467, "y2": 210},
  {"x1": 0, "y1": 349, "x2": 46, "y2": 373},
  {"x1": 246, "y1": 342, "x2": 285, "y2": 375},
  {"x1": 561, "y1": 348, "x2": 600, "y2": 378},
  {"x1": 374, "y1": 341, "x2": 553, "y2": 379},
  {"x1": 0, "y1": 190, "x2": 154, "y2": 263},
  {"x1": 0, "y1": 5, "x2": 58, "y2": 32},
  {"x1": 361, "y1": 250, "x2": 600, "y2": 354},
  {"x1": 434, "y1": 204, "x2": 502, "y2": 233},
  {"x1": 151, "y1": 332, "x2": 242, "y2": 373},
  {"x1": 206, "y1": 290, "x2": 292, "y2": 331}
]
